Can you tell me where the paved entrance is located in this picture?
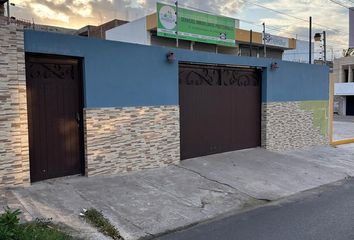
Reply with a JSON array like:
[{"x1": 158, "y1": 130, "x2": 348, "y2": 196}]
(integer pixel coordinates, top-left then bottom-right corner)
[
  {"x1": 7, "y1": 146, "x2": 354, "y2": 240},
  {"x1": 333, "y1": 115, "x2": 354, "y2": 140}
]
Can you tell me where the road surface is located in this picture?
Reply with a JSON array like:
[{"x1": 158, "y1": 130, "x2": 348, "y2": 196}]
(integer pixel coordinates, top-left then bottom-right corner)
[{"x1": 156, "y1": 179, "x2": 354, "y2": 240}]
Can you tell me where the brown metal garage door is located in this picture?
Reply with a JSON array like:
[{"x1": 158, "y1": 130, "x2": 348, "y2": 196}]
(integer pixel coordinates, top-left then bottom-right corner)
[
  {"x1": 26, "y1": 54, "x2": 84, "y2": 182},
  {"x1": 179, "y1": 63, "x2": 261, "y2": 160}
]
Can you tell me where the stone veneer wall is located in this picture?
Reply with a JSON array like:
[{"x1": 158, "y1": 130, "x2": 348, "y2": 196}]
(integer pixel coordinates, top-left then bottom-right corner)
[
  {"x1": 84, "y1": 106, "x2": 180, "y2": 176},
  {"x1": 0, "y1": 24, "x2": 30, "y2": 187},
  {"x1": 262, "y1": 101, "x2": 329, "y2": 151}
]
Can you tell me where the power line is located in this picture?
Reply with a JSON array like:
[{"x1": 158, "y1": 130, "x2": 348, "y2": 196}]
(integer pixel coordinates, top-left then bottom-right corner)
[
  {"x1": 239, "y1": 18, "x2": 308, "y2": 39},
  {"x1": 240, "y1": 20, "x2": 347, "y2": 49},
  {"x1": 170, "y1": 2, "x2": 312, "y2": 43},
  {"x1": 174, "y1": 0, "x2": 349, "y2": 36},
  {"x1": 171, "y1": 0, "x2": 348, "y2": 50},
  {"x1": 242, "y1": 0, "x2": 349, "y2": 35},
  {"x1": 328, "y1": 0, "x2": 352, "y2": 9}
]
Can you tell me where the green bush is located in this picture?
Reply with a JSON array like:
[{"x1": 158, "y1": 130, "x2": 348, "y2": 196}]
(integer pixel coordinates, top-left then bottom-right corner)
[
  {"x1": 0, "y1": 207, "x2": 21, "y2": 239},
  {"x1": 0, "y1": 207, "x2": 72, "y2": 240}
]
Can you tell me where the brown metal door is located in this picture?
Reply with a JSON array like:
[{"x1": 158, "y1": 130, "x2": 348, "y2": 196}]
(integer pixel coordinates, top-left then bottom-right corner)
[
  {"x1": 179, "y1": 64, "x2": 261, "y2": 160},
  {"x1": 26, "y1": 55, "x2": 84, "y2": 182}
]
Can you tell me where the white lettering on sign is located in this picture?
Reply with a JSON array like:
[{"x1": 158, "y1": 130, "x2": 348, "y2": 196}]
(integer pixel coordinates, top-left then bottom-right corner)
[{"x1": 263, "y1": 33, "x2": 289, "y2": 48}]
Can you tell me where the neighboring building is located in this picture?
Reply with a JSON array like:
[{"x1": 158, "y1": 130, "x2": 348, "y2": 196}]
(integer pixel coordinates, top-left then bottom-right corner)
[
  {"x1": 0, "y1": 15, "x2": 77, "y2": 33},
  {"x1": 283, "y1": 39, "x2": 314, "y2": 63},
  {"x1": 76, "y1": 19, "x2": 128, "y2": 39},
  {"x1": 0, "y1": 22, "x2": 329, "y2": 188},
  {"x1": 0, "y1": 14, "x2": 128, "y2": 38},
  {"x1": 332, "y1": 56, "x2": 354, "y2": 116},
  {"x1": 106, "y1": 13, "x2": 296, "y2": 59},
  {"x1": 332, "y1": 7, "x2": 354, "y2": 116}
]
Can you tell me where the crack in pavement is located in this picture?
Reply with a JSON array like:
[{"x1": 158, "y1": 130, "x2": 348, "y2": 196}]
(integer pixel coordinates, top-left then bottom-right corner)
[
  {"x1": 197, "y1": 187, "x2": 234, "y2": 195},
  {"x1": 173, "y1": 164, "x2": 272, "y2": 202},
  {"x1": 139, "y1": 178, "x2": 204, "y2": 209}
]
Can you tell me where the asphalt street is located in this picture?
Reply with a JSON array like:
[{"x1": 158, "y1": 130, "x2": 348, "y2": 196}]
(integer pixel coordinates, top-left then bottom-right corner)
[{"x1": 156, "y1": 178, "x2": 354, "y2": 240}]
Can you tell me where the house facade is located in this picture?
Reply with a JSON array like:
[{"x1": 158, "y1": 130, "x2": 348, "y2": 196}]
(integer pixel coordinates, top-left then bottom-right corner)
[{"x1": 0, "y1": 23, "x2": 329, "y2": 188}]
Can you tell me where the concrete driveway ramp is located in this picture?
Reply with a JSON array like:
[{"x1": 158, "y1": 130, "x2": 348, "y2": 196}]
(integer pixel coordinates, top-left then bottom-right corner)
[
  {"x1": 181, "y1": 148, "x2": 347, "y2": 201},
  {"x1": 9, "y1": 147, "x2": 353, "y2": 240},
  {"x1": 11, "y1": 165, "x2": 256, "y2": 240}
]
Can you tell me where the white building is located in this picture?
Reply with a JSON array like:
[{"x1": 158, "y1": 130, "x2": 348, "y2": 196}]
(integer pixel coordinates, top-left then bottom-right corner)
[
  {"x1": 106, "y1": 13, "x2": 296, "y2": 59},
  {"x1": 283, "y1": 39, "x2": 314, "y2": 63},
  {"x1": 332, "y1": 56, "x2": 354, "y2": 116}
]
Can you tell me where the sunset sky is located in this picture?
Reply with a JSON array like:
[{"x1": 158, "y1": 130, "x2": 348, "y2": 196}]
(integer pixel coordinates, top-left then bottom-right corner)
[{"x1": 9, "y1": 0, "x2": 352, "y2": 58}]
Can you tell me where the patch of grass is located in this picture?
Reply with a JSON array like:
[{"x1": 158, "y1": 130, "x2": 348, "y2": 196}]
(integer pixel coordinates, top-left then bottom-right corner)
[
  {"x1": 17, "y1": 218, "x2": 73, "y2": 240},
  {"x1": 83, "y1": 208, "x2": 123, "y2": 240},
  {"x1": 0, "y1": 207, "x2": 72, "y2": 240}
]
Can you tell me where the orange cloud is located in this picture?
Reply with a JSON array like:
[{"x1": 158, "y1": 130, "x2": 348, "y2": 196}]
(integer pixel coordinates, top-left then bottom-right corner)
[{"x1": 30, "y1": 2, "x2": 70, "y2": 22}]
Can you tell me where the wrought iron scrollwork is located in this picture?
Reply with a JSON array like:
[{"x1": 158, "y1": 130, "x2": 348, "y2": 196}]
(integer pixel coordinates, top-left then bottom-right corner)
[
  {"x1": 179, "y1": 68, "x2": 220, "y2": 86},
  {"x1": 179, "y1": 66, "x2": 259, "y2": 87},
  {"x1": 28, "y1": 63, "x2": 75, "y2": 80},
  {"x1": 221, "y1": 69, "x2": 259, "y2": 87}
]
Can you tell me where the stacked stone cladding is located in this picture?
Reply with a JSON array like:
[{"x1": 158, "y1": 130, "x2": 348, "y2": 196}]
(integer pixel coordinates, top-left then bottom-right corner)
[
  {"x1": 84, "y1": 106, "x2": 180, "y2": 176},
  {"x1": 0, "y1": 24, "x2": 30, "y2": 188},
  {"x1": 262, "y1": 101, "x2": 328, "y2": 151}
]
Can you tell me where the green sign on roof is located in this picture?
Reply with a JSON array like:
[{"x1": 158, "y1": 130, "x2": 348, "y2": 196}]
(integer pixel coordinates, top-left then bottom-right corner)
[{"x1": 157, "y1": 2, "x2": 236, "y2": 47}]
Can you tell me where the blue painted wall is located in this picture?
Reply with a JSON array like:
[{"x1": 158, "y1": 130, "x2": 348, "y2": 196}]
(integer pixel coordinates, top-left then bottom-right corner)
[{"x1": 24, "y1": 30, "x2": 329, "y2": 108}]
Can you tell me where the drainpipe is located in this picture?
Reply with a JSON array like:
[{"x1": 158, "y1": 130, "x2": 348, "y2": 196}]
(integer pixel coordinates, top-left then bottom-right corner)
[
  {"x1": 250, "y1": 29, "x2": 253, "y2": 57},
  {"x1": 323, "y1": 30, "x2": 327, "y2": 64},
  {"x1": 262, "y1": 22, "x2": 266, "y2": 58}
]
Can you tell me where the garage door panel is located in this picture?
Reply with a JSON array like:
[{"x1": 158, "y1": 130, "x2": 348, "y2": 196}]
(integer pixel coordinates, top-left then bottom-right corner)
[
  {"x1": 232, "y1": 87, "x2": 261, "y2": 149},
  {"x1": 179, "y1": 64, "x2": 261, "y2": 160}
]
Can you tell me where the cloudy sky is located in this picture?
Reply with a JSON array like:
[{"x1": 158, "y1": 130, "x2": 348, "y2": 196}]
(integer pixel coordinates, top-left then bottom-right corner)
[{"x1": 9, "y1": 0, "x2": 352, "y2": 58}]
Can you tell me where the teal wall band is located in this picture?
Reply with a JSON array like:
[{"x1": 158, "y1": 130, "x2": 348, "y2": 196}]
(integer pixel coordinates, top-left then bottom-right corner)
[{"x1": 24, "y1": 30, "x2": 329, "y2": 108}]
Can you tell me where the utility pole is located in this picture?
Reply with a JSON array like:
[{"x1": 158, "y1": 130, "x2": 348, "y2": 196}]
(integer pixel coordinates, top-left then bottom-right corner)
[
  {"x1": 175, "y1": 1, "x2": 179, "y2": 48},
  {"x1": 262, "y1": 22, "x2": 266, "y2": 58},
  {"x1": 323, "y1": 31, "x2": 327, "y2": 64},
  {"x1": 309, "y1": 16, "x2": 312, "y2": 64},
  {"x1": 7, "y1": 0, "x2": 10, "y2": 24},
  {"x1": 249, "y1": 30, "x2": 253, "y2": 57},
  {"x1": 331, "y1": 47, "x2": 334, "y2": 61}
]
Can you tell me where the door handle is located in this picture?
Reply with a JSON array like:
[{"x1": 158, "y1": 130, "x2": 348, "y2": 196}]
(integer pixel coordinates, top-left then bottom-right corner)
[{"x1": 76, "y1": 112, "x2": 80, "y2": 127}]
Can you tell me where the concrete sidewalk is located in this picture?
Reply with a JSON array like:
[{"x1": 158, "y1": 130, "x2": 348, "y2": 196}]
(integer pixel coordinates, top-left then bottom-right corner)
[
  {"x1": 4, "y1": 145, "x2": 354, "y2": 240},
  {"x1": 333, "y1": 121, "x2": 354, "y2": 140},
  {"x1": 333, "y1": 115, "x2": 354, "y2": 141}
]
